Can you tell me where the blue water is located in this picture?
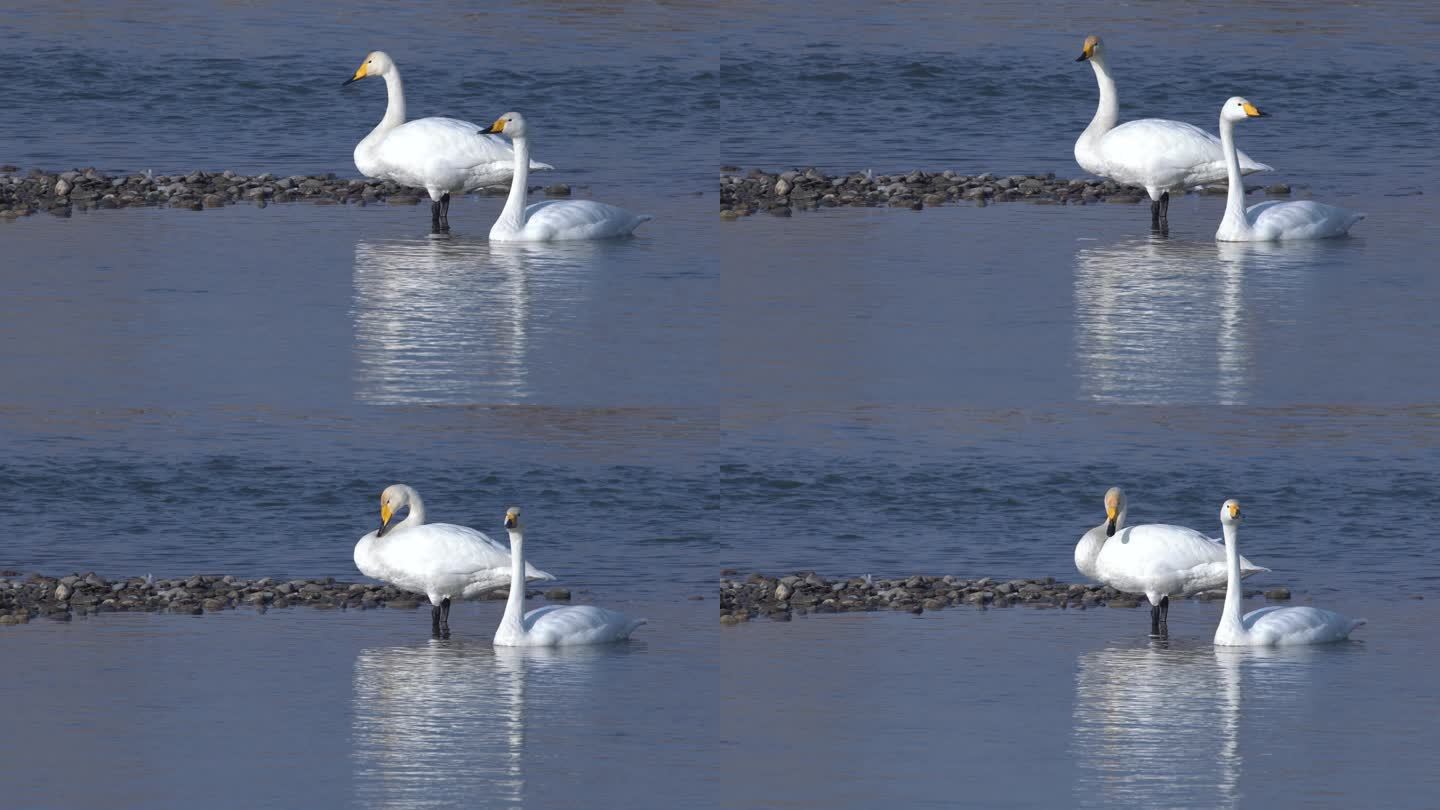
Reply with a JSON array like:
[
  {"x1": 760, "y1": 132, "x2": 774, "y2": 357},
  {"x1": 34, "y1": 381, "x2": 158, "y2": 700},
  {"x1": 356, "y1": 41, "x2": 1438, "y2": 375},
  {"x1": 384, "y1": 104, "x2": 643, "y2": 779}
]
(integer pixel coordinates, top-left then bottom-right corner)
[{"x1": 4, "y1": 1, "x2": 1440, "y2": 807}]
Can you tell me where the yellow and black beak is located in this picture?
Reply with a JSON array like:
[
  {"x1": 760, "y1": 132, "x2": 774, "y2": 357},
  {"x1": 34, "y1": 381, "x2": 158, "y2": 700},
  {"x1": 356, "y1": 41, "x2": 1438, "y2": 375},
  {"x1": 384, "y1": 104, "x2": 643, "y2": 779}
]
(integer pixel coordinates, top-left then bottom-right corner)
[
  {"x1": 504, "y1": 513, "x2": 518, "y2": 530},
  {"x1": 1075, "y1": 49, "x2": 1091, "y2": 62},
  {"x1": 377, "y1": 501, "x2": 395, "y2": 537},
  {"x1": 1105, "y1": 504, "x2": 1118, "y2": 536},
  {"x1": 1242, "y1": 101, "x2": 1267, "y2": 118},
  {"x1": 343, "y1": 63, "x2": 368, "y2": 87},
  {"x1": 479, "y1": 118, "x2": 505, "y2": 136}
]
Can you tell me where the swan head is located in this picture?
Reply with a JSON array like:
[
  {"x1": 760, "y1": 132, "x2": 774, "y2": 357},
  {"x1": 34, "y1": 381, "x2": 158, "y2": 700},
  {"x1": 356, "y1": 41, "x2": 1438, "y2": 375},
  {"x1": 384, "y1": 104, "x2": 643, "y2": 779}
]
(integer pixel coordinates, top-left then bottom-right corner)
[
  {"x1": 343, "y1": 51, "x2": 395, "y2": 86},
  {"x1": 377, "y1": 483, "x2": 411, "y2": 537},
  {"x1": 1075, "y1": 35, "x2": 1103, "y2": 62},
  {"x1": 1220, "y1": 498, "x2": 1242, "y2": 526},
  {"x1": 1221, "y1": 96, "x2": 1267, "y2": 123},
  {"x1": 1103, "y1": 486, "x2": 1125, "y2": 537},
  {"x1": 480, "y1": 111, "x2": 527, "y2": 140},
  {"x1": 504, "y1": 506, "x2": 523, "y2": 531}
]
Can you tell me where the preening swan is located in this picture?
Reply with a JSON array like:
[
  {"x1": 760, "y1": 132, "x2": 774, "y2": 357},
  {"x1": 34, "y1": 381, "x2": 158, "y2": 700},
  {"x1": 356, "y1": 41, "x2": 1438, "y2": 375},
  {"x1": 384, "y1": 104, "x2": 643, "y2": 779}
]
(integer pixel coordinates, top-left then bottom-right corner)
[
  {"x1": 1213, "y1": 499, "x2": 1365, "y2": 646},
  {"x1": 343, "y1": 51, "x2": 554, "y2": 232},
  {"x1": 1215, "y1": 97, "x2": 1365, "y2": 241},
  {"x1": 353, "y1": 484, "x2": 555, "y2": 637},
  {"x1": 1075, "y1": 487, "x2": 1270, "y2": 636},
  {"x1": 1074, "y1": 35, "x2": 1273, "y2": 227},
  {"x1": 480, "y1": 112, "x2": 652, "y2": 241},
  {"x1": 494, "y1": 507, "x2": 646, "y2": 646}
]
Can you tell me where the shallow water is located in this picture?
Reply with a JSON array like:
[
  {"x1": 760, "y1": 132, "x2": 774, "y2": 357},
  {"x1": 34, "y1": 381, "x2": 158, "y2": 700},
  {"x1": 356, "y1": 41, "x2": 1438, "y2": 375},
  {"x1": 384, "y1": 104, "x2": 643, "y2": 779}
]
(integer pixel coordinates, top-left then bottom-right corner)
[
  {"x1": 4, "y1": 0, "x2": 1440, "y2": 807},
  {"x1": 720, "y1": 597, "x2": 1440, "y2": 809}
]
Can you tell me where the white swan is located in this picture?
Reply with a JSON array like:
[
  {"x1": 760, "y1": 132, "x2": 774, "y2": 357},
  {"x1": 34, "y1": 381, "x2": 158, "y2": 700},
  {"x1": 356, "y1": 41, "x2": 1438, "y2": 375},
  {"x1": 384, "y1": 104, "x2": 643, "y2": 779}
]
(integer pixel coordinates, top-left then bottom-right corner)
[
  {"x1": 1075, "y1": 487, "x2": 1270, "y2": 635},
  {"x1": 353, "y1": 484, "x2": 555, "y2": 637},
  {"x1": 343, "y1": 52, "x2": 554, "y2": 232},
  {"x1": 494, "y1": 507, "x2": 646, "y2": 646},
  {"x1": 1215, "y1": 97, "x2": 1365, "y2": 241},
  {"x1": 1074, "y1": 35, "x2": 1273, "y2": 226},
  {"x1": 1214, "y1": 499, "x2": 1365, "y2": 646},
  {"x1": 480, "y1": 112, "x2": 652, "y2": 241}
]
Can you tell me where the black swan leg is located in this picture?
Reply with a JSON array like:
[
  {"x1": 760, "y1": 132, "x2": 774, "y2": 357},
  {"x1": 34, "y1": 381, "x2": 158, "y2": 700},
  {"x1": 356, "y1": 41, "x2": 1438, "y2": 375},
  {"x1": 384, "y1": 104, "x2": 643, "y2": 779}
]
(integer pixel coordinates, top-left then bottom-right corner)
[
  {"x1": 430, "y1": 604, "x2": 443, "y2": 637},
  {"x1": 440, "y1": 597, "x2": 451, "y2": 637},
  {"x1": 430, "y1": 200, "x2": 442, "y2": 233},
  {"x1": 1150, "y1": 198, "x2": 1161, "y2": 228},
  {"x1": 1159, "y1": 191, "x2": 1170, "y2": 222},
  {"x1": 1159, "y1": 595, "x2": 1170, "y2": 635},
  {"x1": 439, "y1": 193, "x2": 451, "y2": 231},
  {"x1": 1150, "y1": 602, "x2": 1162, "y2": 637}
]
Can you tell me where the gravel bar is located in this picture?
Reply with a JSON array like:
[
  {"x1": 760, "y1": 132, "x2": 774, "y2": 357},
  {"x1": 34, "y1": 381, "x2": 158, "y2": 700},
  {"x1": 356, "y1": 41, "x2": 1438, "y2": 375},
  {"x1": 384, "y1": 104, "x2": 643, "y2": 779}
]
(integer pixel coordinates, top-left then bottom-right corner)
[
  {"x1": 719, "y1": 570, "x2": 1302, "y2": 624},
  {"x1": 719, "y1": 166, "x2": 1292, "y2": 218},
  {"x1": 0, "y1": 569, "x2": 562, "y2": 625},
  {"x1": 0, "y1": 165, "x2": 572, "y2": 219}
]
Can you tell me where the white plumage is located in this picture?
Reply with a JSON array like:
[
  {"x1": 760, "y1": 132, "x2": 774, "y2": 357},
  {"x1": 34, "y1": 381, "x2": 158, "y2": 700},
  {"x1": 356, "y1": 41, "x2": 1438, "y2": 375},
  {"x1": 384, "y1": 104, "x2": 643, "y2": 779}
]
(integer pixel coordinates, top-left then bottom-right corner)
[
  {"x1": 1213, "y1": 499, "x2": 1365, "y2": 646},
  {"x1": 1073, "y1": 36, "x2": 1272, "y2": 221},
  {"x1": 1214, "y1": 96, "x2": 1364, "y2": 241},
  {"x1": 493, "y1": 507, "x2": 645, "y2": 647},
  {"x1": 344, "y1": 51, "x2": 553, "y2": 229},
  {"x1": 354, "y1": 484, "x2": 554, "y2": 634},
  {"x1": 1076, "y1": 487, "x2": 1269, "y2": 633},
  {"x1": 480, "y1": 112, "x2": 652, "y2": 242}
]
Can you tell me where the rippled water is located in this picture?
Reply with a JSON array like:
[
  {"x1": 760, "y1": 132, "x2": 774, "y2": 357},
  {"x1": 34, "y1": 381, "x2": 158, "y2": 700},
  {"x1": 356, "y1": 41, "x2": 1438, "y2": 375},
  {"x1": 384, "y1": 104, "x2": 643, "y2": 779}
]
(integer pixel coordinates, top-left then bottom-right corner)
[{"x1": 4, "y1": 1, "x2": 1440, "y2": 807}]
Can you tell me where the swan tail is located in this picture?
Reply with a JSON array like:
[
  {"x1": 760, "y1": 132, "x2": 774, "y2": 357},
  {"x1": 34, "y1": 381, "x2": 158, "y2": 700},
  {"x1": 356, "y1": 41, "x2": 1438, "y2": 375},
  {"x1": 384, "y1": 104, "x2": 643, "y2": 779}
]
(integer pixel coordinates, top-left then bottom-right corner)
[
  {"x1": 529, "y1": 160, "x2": 555, "y2": 171},
  {"x1": 526, "y1": 568, "x2": 557, "y2": 582},
  {"x1": 1241, "y1": 160, "x2": 1275, "y2": 174},
  {"x1": 625, "y1": 618, "x2": 648, "y2": 636},
  {"x1": 637, "y1": 214, "x2": 655, "y2": 223}
]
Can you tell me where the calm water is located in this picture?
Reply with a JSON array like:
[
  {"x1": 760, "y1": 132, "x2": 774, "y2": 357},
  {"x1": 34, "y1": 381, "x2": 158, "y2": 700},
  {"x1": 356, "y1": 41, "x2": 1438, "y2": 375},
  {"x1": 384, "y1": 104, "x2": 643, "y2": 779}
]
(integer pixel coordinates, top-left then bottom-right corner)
[{"x1": 4, "y1": 1, "x2": 1440, "y2": 807}]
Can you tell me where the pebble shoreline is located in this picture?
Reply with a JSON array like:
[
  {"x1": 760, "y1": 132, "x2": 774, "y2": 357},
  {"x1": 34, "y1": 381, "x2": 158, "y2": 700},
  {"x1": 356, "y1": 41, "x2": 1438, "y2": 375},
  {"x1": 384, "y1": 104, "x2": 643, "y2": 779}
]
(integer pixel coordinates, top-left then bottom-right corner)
[
  {"x1": 719, "y1": 570, "x2": 1306, "y2": 624},
  {"x1": 0, "y1": 569, "x2": 575, "y2": 625},
  {"x1": 0, "y1": 165, "x2": 575, "y2": 219},
  {"x1": 719, "y1": 166, "x2": 1294, "y2": 218}
]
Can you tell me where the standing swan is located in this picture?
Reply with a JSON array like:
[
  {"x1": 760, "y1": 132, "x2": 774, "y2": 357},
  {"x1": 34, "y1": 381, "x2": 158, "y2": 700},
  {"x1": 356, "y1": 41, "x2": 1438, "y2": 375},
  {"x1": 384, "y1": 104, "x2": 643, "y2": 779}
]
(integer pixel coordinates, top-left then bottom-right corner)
[
  {"x1": 354, "y1": 484, "x2": 555, "y2": 637},
  {"x1": 494, "y1": 507, "x2": 646, "y2": 646},
  {"x1": 343, "y1": 52, "x2": 554, "y2": 232},
  {"x1": 1214, "y1": 499, "x2": 1365, "y2": 645},
  {"x1": 480, "y1": 112, "x2": 652, "y2": 241},
  {"x1": 1074, "y1": 36, "x2": 1273, "y2": 228},
  {"x1": 1075, "y1": 487, "x2": 1270, "y2": 636},
  {"x1": 1215, "y1": 98, "x2": 1365, "y2": 241}
]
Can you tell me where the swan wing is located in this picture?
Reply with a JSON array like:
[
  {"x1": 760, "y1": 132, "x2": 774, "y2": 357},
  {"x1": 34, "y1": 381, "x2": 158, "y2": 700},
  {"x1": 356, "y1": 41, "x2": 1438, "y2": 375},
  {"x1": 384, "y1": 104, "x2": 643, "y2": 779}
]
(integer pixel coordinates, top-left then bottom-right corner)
[
  {"x1": 373, "y1": 523, "x2": 553, "y2": 583},
  {"x1": 502, "y1": 199, "x2": 652, "y2": 242},
  {"x1": 1097, "y1": 118, "x2": 1272, "y2": 188},
  {"x1": 1246, "y1": 199, "x2": 1365, "y2": 240},
  {"x1": 521, "y1": 604, "x2": 647, "y2": 645},
  {"x1": 1097, "y1": 523, "x2": 1267, "y2": 596},
  {"x1": 372, "y1": 117, "x2": 553, "y2": 191},
  {"x1": 1241, "y1": 605, "x2": 1364, "y2": 645}
]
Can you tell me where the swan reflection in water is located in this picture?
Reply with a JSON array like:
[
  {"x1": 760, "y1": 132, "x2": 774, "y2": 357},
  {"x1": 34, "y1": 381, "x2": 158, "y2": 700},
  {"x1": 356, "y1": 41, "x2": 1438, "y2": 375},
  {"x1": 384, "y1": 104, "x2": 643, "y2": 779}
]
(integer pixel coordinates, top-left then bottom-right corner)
[
  {"x1": 352, "y1": 638, "x2": 631, "y2": 807},
  {"x1": 1072, "y1": 640, "x2": 1332, "y2": 809},
  {"x1": 352, "y1": 238, "x2": 601, "y2": 405},
  {"x1": 1074, "y1": 237, "x2": 1318, "y2": 405}
]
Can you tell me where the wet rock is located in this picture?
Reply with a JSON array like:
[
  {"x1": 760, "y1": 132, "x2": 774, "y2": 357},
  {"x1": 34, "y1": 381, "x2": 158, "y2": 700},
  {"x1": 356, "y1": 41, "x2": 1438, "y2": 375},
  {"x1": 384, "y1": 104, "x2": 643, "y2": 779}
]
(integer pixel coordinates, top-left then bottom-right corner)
[
  {"x1": 1264, "y1": 588, "x2": 1291, "y2": 600},
  {"x1": 545, "y1": 588, "x2": 571, "y2": 601}
]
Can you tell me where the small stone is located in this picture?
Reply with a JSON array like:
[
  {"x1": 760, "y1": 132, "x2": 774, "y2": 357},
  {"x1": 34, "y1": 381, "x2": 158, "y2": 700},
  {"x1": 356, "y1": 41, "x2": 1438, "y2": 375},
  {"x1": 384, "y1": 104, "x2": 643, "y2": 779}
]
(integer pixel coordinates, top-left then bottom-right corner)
[
  {"x1": 720, "y1": 614, "x2": 740, "y2": 625},
  {"x1": 544, "y1": 183, "x2": 571, "y2": 196},
  {"x1": 1264, "y1": 588, "x2": 1291, "y2": 600},
  {"x1": 774, "y1": 582, "x2": 792, "y2": 601},
  {"x1": 54, "y1": 583, "x2": 73, "y2": 601},
  {"x1": 544, "y1": 588, "x2": 571, "y2": 601}
]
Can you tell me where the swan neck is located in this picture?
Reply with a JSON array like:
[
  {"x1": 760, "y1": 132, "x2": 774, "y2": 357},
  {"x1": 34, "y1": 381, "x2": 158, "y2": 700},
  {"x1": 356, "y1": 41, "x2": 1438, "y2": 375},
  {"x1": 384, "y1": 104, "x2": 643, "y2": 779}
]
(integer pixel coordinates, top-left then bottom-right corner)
[
  {"x1": 399, "y1": 487, "x2": 426, "y2": 530},
  {"x1": 1219, "y1": 118, "x2": 1249, "y2": 234},
  {"x1": 1075, "y1": 525, "x2": 1105, "y2": 578},
  {"x1": 498, "y1": 135, "x2": 531, "y2": 229},
  {"x1": 1082, "y1": 55, "x2": 1119, "y2": 142},
  {"x1": 500, "y1": 528, "x2": 528, "y2": 636},
  {"x1": 1219, "y1": 521, "x2": 1247, "y2": 639},
  {"x1": 379, "y1": 69, "x2": 406, "y2": 131}
]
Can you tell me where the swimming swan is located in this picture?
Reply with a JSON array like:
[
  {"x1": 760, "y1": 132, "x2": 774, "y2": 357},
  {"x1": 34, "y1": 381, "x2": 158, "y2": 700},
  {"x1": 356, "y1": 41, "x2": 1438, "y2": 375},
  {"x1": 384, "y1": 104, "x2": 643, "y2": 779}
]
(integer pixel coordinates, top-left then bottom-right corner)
[
  {"x1": 1213, "y1": 499, "x2": 1365, "y2": 645},
  {"x1": 480, "y1": 112, "x2": 652, "y2": 241},
  {"x1": 1075, "y1": 486, "x2": 1270, "y2": 636},
  {"x1": 493, "y1": 507, "x2": 646, "y2": 646},
  {"x1": 343, "y1": 51, "x2": 554, "y2": 232},
  {"x1": 1215, "y1": 97, "x2": 1365, "y2": 241},
  {"x1": 353, "y1": 484, "x2": 555, "y2": 637},
  {"x1": 1074, "y1": 35, "x2": 1273, "y2": 227}
]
